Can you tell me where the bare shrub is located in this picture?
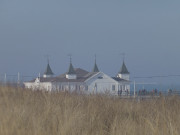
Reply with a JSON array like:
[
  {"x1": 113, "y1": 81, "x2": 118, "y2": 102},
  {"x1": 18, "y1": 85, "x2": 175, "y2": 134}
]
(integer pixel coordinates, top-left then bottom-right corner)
[{"x1": 0, "y1": 86, "x2": 179, "y2": 135}]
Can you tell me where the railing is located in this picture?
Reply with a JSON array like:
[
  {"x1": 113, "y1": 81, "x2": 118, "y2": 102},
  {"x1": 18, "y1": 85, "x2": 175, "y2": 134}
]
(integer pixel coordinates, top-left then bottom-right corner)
[{"x1": 130, "y1": 89, "x2": 180, "y2": 97}]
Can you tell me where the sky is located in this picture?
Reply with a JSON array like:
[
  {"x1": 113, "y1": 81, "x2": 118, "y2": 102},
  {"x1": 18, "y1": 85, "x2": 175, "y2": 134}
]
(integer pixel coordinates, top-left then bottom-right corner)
[{"x1": 0, "y1": 0, "x2": 180, "y2": 84}]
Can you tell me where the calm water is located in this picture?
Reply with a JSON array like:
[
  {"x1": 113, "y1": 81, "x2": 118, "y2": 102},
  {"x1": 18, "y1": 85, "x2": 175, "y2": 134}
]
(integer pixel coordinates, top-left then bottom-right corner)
[{"x1": 130, "y1": 83, "x2": 180, "y2": 96}]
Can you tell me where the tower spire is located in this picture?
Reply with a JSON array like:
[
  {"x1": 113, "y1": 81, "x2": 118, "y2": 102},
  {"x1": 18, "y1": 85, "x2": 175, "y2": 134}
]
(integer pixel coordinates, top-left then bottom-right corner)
[
  {"x1": 92, "y1": 54, "x2": 99, "y2": 72},
  {"x1": 67, "y1": 54, "x2": 75, "y2": 74},
  {"x1": 43, "y1": 56, "x2": 54, "y2": 78},
  {"x1": 117, "y1": 58, "x2": 130, "y2": 80},
  {"x1": 119, "y1": 61, "x2": 129, "y2": 74},
  {"x1": 66, "y1": 54, "x2": 77, "y2": 79}
]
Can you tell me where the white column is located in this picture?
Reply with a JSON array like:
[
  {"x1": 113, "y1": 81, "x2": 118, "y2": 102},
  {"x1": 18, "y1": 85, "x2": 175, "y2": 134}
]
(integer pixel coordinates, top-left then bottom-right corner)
[
  {"x1": 134, "y1": 81, "x2": 136, "y2": 98},
  {"x1": 4, "y1": 73, "x2": 7, "y2": 85},
  {"x1": 17, "y1": 72, "x2": 20, "y2": 85}
]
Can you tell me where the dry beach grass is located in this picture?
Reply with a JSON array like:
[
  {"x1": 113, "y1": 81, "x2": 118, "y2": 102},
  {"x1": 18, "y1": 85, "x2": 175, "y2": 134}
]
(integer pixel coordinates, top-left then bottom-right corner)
[{"x1": 0, "y1": 86, "x2": 180, "y2": 135}]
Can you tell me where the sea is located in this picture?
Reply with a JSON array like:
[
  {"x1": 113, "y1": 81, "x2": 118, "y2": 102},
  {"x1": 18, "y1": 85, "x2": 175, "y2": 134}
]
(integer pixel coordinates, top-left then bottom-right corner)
[{"x1": 130, "y1": 83, "x2": 180, "y2": 96}]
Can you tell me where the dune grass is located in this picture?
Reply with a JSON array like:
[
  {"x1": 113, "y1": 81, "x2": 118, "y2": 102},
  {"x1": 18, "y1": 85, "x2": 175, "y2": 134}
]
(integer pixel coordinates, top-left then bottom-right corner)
[{"x1": 0, "y1": 86, "x2": 180, "y2": 135}]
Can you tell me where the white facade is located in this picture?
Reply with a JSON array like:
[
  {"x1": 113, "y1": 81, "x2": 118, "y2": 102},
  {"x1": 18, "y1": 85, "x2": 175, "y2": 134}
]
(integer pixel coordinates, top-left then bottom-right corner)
[
  {"x1": 85, "y1": 72, "x2": 119, "y2": 95},
  {"x1": 24, "y1": 71, "x2": 130, "y2": 96},
  {"x1": 52, "y1": 82, "x2": 86, "y2": 92},
  {"x1": 24, "y1": 60, "x2": 131, "y2": 96},
  {"x1": 24, "y1": 78, "x2": 53, "y2": 91}
]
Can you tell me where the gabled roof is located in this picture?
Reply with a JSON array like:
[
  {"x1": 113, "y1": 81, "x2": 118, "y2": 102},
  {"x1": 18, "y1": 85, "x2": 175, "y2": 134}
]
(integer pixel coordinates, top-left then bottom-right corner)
[
  {"x1": 54, "y1": 68, "x2": 93, "y2": 82},
  {"x1": 26, "y1": 68, "x2": 130, "y2": 83},
  {"x1": 84, "y1": 72, "x2": 97, "y2": 77},
  {"x1": 44, "y1": 63, "x2": 54, "y2": 75},
  {"x1": 53, "y1": 76, "x2": 87, "y2": 82},
  {"x1": 119, "y1": 61, "x2": 129, "y2": 74},
  {"x1": 85, "y1": 72, "x2": 118, "y2": 84},
  {"x1": 74, "y1": 68, "x2": 89, "y2": 77},
  {"x1": 67, "y1": 62, "x2": 76, "y2": 74},
  {"x1": 27, "y1": 77, "x2": 55, "y2": 83},
  {"x1": 27, "y1": 68, "x2": 89, "y2": 83},
  {"x1": 58, "y1": 68, "x2": 89, "y2": 78}
]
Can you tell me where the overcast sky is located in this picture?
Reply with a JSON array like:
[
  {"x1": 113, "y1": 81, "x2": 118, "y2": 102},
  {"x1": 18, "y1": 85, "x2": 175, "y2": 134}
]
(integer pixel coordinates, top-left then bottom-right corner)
[{"x1": 0, "y1": 0, "x2": 180, "y2": 84}]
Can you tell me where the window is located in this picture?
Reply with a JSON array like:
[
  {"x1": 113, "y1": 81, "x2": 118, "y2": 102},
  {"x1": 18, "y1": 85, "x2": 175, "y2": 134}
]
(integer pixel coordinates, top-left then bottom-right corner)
[
  {"x1": 122, "y1": 85, "x2": 125, "y2": 90},
  {"x1": 112, "y1": 85, "x2": 115, "y2": 91},
  {"x1": 85, "y1": 85, "x2": 88, "y2": 91},
  {"x1": 95, "y1": 83, "x2": 97, "y2": 88},
  {"x1": 98, "y1": 76, "x2": 103, "y2": 79},
  {"x1": 48, "y1": 86, "x2": 50, "y2": 91}
]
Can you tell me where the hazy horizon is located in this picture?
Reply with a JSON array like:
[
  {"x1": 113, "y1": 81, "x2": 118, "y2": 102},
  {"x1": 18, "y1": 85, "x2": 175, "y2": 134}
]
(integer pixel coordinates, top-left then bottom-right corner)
[{"x1": 0, "y1": 0, "x2": 180, "y2": 85}]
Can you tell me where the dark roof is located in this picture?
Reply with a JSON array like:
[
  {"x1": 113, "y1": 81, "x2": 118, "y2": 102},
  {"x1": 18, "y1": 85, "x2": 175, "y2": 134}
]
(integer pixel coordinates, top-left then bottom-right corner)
[
  {"x1": 92, "y1": 62, "x2": 99, "y2": 72},
  {"x1": 28, "y1": 68, "x2": 90, "y2": 83},
  {"x1": 67, "y1": 62, "x2": 76, "y2": 74},
  {"x1": 112, "y1": 77, "x2": 129, "y2": 82},
  {"x1": 28, "y1": 77, "x2": 55, "y2": 82},
  {"x1": 53, "y1": 69, "x2": 97, "y2": 83},
  {"x1": 44, "y1": 63, "x2": 54, "y2": 75},
  {"x1": 119, "y1": 61, "x2": 129, "y2": 74},
  {"x1": 74, "y1": 68, "x2": 89, "y2": 77},
  {"x1": 84, "y1": 72, "x2": 98, "y2": 78},
  {"x1": 58, "y1": 68, "x2": 89, "y2": 78},
  {"x1": 53, "y1": 77, "x2": 86, "y2": 82}
]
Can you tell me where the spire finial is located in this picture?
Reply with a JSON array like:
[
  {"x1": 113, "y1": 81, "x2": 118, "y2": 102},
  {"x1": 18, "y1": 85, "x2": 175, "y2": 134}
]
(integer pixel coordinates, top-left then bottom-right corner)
[
  {"x1": 120, "y1": 53, "x2": 125, "y2": 61},
  {"x1": 45, "y1": 54, "x2": 50, "y2": 64},
  {"x1": 68, "y1": 54, "x2": 72, "y2": 63},
  {"x1": 67, "y1": 54, "x2": 76, "y2": 75},
  {"x1": 95, "y1": 54, "x2": 97, "y2": 64},
  {"x1": 43, "y1": 55, "x2": 54, "y2": 78},
  {"x1": 92, "y1": 54, "x2": 99, "y2": 72}
]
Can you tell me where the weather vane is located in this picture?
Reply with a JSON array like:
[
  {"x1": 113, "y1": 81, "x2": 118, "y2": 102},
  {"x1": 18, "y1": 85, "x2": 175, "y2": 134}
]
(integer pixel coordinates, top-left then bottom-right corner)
[
  {"x1": 120, "y1": 53, "x2": 125, "y2": 61},
  {"x1": 68, "y1": 54, "x2": 72, "y2": 63},
  {"x1": 45, "y1": 54, "x2": 50, "y2": 64},
  {"x1": 95, "y1": 54, "x2": 97, "y2": 63}
]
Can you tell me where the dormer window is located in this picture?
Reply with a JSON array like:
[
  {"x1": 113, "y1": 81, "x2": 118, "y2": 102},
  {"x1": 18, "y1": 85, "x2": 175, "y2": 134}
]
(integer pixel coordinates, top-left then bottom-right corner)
[
  {"x1": 112, "y1": 85, "x2": 115, "y2": 91},
  {"x1": 35, "y1": 78, "x2": 40, "y2": 83},
  {"x1": 117, "y1": 60, "x2": 130, "y2": 81},
  {"x1": 66, "y1": 58, "x2": 77, "y2": 79},
  {"x1": 43, "y1": 63, "x2": 54, "y2": 78}
]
